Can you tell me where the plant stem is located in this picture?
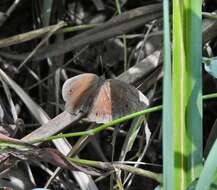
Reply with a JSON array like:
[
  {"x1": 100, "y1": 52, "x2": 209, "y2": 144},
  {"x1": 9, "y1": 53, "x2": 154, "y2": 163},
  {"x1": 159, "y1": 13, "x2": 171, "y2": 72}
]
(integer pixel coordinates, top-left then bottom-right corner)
[
  {"x1": 69, "y1": 157, "x2": 162, "y2": 183},
  {"x1": 27, "y1": 91, "x2": 217, "y2": 145},
  {"x1": 202, "y1": 12, "x2": 217, "y2": 20},
  {"x1": 28, "y1": 105, "x2": 162, "y2": 144},
  {"x1": 115, "y1": 0, "x2": 128, "y2": 70}
]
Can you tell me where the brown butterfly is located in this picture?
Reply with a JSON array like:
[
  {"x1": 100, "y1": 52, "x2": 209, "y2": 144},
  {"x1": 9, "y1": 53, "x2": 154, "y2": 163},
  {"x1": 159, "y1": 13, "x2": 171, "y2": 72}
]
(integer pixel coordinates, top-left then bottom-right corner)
[{"x1": 62, "y1": 73, "x2": 149, "y2": 123}]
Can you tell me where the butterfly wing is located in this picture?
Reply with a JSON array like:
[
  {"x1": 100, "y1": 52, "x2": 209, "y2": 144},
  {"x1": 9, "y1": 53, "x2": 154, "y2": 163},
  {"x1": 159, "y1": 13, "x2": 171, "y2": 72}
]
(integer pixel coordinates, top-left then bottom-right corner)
[
  {"x1": 62, "y1": 73, "x2": 99, "y2": 114},
  {"x1": 87, "y1": 79, "x2": 149, "y2": 123}
]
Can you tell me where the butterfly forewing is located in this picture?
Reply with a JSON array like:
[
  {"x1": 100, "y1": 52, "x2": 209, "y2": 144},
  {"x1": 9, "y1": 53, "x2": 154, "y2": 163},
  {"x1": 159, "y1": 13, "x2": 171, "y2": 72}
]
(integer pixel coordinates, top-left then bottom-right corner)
[{"x1": 62, "y1": 73, "x2": 99, "y2": 114}]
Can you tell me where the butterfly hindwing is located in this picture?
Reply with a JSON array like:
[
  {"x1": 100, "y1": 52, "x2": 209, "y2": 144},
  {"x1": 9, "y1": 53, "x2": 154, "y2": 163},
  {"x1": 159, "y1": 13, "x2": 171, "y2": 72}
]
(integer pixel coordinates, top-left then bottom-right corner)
[
  {"x1": 87, "y1": 81, "x2": 112, "y2": 123},
  {"x1": 88, "y1": 79, "x2": 149, "y2": 123}
]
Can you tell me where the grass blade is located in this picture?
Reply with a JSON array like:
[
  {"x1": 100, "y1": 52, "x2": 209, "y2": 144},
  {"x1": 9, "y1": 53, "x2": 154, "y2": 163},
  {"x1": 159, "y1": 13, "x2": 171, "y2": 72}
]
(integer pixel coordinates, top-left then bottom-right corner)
[
  {"x1": 172, "y1": 0, "x2": 202, "y2": 188},
  {"x1": 195, "y1": 139, "x2": 217, "y2": 190},
  {"x1": 162, "y1": 0, "x2": 173, "y2": 189}
]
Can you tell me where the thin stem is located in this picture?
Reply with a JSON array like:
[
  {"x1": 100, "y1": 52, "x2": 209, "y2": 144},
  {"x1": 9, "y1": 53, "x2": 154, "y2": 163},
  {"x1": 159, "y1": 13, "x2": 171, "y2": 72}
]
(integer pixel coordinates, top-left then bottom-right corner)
[
  {"x1": 115, "y1": 0, "x2": 128, "y2": 70},
  {"x1": 28, "y1": 106, "x2": 162, "y2": 144},
  {"x1": 69, "y1": 157, "x2": 162, "y2": 183},
  {"x1": 27, "y1": 92, "x2": 217, "y2": 144},
  {"x1": 202, "y1": 12, "x2": 217, "y2": 20},
  {"x1": 202, "y1": 92, "x2": 217, "y2": 100}
]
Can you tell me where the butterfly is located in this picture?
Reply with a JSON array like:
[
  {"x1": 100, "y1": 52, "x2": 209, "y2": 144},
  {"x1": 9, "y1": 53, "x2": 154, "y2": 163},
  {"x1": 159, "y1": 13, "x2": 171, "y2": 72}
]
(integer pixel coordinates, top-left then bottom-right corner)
[{"x1": 62, "y1": 73, "x2": 149, "y2": 123}]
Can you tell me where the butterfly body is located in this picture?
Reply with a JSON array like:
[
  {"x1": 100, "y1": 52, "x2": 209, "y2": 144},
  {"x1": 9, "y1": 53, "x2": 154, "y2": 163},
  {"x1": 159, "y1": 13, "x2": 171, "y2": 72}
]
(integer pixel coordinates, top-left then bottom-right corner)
[{"x1": 62, "y1": 73, "x2": 149, "y2": 123}]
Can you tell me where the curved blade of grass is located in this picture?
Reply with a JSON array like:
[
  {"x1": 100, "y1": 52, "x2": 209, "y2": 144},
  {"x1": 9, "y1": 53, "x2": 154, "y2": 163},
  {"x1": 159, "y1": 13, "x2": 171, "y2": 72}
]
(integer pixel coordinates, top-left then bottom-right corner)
[
  {"x1": 195, "y1": 139, "x2": 217, "y2": 190},
  {"x1": 123, "y1": 120, "x2": 151, "y2": 188},
  {"x1": 119, "y1": 117, "x2": 145, "y2": 161},
  {"x1": 204, "y1": 119, "x2": 217, "y2": 158}
]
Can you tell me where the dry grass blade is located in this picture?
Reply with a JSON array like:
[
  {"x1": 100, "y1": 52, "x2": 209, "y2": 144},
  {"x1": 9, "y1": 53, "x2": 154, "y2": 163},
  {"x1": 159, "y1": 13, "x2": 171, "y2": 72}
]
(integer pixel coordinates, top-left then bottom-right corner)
[
  {"x1": 118, "y1": 50, "x2": 161, "y2": 84},
  {"x1": 0, "y1": 0, "x2": 21, "y2": 26},
  {"x1": 0, "y1": 79, "x2": 17, "y2": 122},
  {"x1": 0, "y1": 69, "x2": 49, "y2": 124},
  {"x1": 0, "y1": 69, "x2": 99, "y2": 190},
  {"x1": 0, "y1": 24, "x2": 66, "y2": 48}
]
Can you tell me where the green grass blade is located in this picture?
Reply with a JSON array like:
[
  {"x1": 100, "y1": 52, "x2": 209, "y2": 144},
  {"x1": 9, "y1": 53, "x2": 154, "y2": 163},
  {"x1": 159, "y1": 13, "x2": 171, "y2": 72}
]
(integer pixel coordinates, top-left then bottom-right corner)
[
  {"x1": 162, "y1": 0, "x2": 173, "y2": 189},
  {"x1": 172, "y1": 0, "x2": 202, "y2": 188}
]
